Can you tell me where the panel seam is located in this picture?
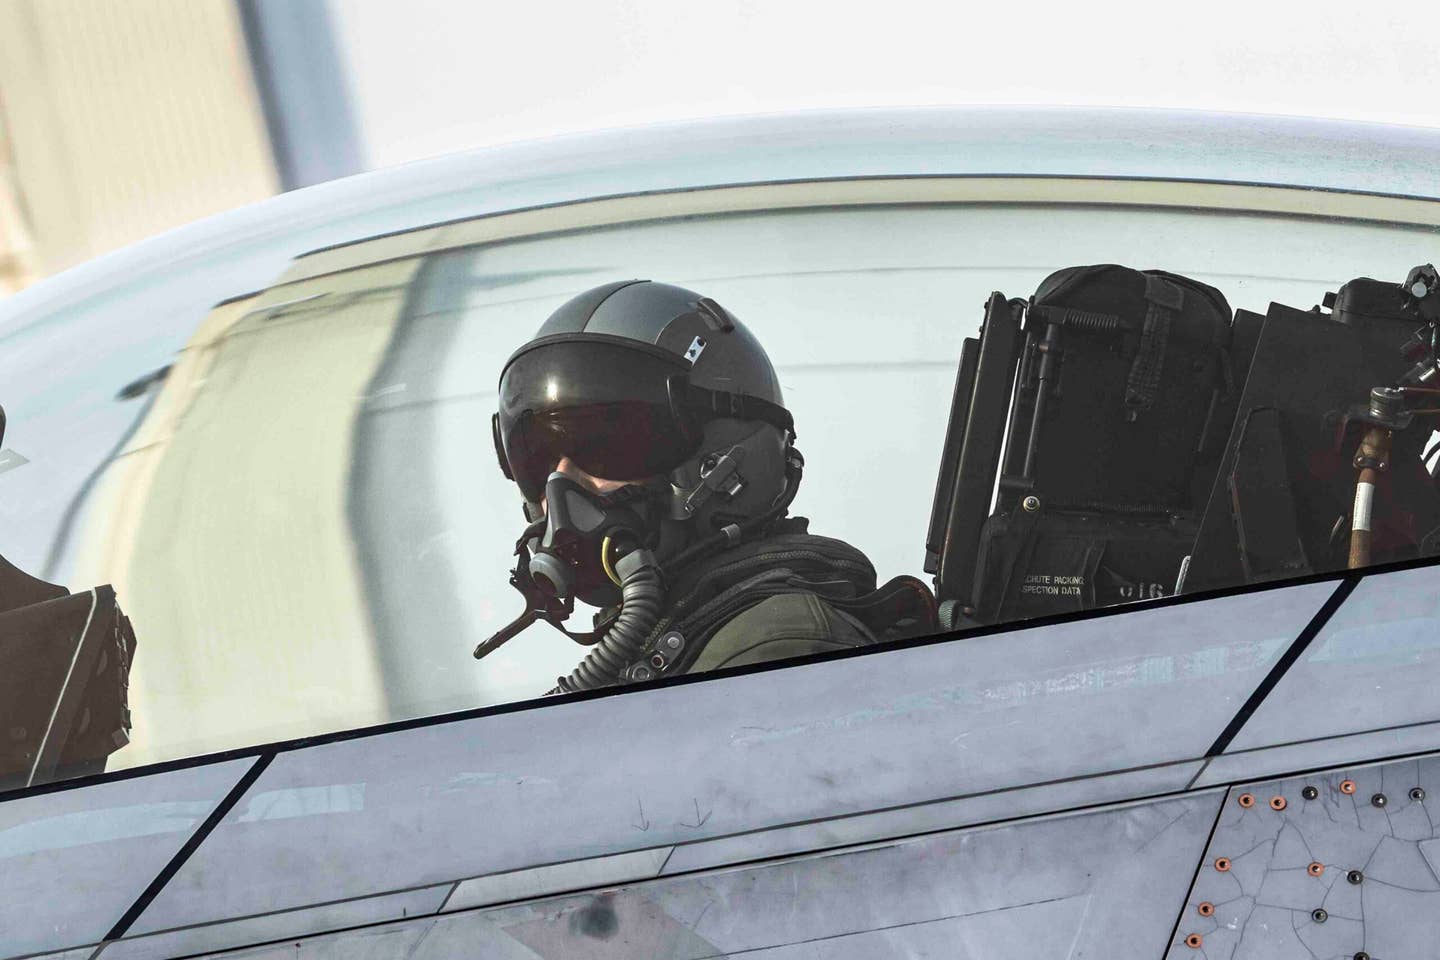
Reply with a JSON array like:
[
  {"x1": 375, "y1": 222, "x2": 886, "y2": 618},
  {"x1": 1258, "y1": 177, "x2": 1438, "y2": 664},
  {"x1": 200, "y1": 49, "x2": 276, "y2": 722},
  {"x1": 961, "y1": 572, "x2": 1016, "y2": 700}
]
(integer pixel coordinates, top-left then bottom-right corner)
[
  {"x1": 1204, "y1": 574, "x2": 1361, "y2": 758},
  {"x1": 1160, "y1": 788, "x2": 1228, "y2": 956},
  {"x1": 434, "y1": 882, "x2": 460, "y2": 915},
  {"x1": 102, "y1": 752, "x2": 276, "y2": 942},
  {"x1": 1184, "y1": 757, "x2": 1213, "y2": 791}
]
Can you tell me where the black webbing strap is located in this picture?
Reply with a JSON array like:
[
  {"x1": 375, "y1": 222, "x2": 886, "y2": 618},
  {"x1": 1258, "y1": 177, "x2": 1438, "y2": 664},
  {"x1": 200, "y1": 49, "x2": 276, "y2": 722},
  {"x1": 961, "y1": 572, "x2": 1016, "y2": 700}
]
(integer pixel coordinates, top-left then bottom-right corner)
[{"x1": 1125, "y1": 274, "x2": 1183, "y2": 417}]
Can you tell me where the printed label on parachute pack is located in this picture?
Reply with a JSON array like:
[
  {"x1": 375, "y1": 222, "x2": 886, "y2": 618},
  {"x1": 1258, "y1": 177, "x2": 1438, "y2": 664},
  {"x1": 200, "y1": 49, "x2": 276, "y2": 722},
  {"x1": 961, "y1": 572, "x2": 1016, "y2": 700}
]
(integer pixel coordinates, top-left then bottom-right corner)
[{"x1": 1019, "y1": 574, "x2": 1085, "y2": 597}]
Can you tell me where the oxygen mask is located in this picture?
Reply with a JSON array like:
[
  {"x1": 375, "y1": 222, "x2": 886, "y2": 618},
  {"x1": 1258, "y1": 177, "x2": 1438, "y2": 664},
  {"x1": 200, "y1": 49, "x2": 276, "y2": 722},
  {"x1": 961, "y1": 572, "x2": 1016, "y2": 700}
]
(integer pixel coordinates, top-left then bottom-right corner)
[
  {"x1": 473, "y1": 472, "x2": 668, "y2": 681},
  {"x1": 527, "y1": 472, "x2": 652, "y2": 605}
]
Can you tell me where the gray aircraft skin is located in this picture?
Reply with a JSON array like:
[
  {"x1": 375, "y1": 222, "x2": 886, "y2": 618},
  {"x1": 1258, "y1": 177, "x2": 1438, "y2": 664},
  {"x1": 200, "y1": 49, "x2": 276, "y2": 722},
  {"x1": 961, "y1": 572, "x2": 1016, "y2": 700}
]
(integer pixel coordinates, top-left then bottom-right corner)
[{"x1": 4, "y1": 108, "x2": 1440, "y2": 959}]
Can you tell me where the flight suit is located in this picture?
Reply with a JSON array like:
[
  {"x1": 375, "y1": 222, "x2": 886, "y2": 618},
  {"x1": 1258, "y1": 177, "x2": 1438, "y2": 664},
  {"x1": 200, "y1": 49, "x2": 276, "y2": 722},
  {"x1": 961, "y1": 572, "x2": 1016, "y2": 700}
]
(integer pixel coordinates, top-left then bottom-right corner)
[{"x1": 618, "y1": 520, "x2": 936, "y2": 681}]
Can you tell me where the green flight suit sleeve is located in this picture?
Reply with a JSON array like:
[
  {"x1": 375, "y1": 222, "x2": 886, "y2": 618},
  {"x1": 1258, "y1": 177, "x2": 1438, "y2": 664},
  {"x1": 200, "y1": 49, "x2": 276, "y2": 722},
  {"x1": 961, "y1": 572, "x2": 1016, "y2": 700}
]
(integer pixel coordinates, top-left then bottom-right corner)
[{"x1": 685, "y1": 592, "x2": 876, "y2": 673}]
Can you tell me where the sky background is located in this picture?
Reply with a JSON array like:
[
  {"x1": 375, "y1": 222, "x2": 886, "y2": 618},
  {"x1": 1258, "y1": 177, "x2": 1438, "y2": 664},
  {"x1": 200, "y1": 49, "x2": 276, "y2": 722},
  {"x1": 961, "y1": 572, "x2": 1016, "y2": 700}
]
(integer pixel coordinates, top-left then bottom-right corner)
[{"x1": 328, "y1": 0, "x2": 1440, "y2": 170}]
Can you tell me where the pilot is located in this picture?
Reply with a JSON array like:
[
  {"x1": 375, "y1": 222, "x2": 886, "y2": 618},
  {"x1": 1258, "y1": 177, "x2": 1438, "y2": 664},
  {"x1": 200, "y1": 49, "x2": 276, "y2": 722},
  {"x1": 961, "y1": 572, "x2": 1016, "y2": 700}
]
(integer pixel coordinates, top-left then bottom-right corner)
[{"x1": 487, "y1": 280, "x2": 936, "y2": 692}]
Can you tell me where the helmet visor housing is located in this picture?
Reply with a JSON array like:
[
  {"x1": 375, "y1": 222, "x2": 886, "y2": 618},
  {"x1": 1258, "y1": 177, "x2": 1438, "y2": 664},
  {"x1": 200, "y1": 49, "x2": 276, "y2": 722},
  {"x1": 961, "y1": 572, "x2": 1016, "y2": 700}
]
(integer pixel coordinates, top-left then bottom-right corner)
[{"x1": 496, "y1": 337, "x2": 698, "y2": 502}]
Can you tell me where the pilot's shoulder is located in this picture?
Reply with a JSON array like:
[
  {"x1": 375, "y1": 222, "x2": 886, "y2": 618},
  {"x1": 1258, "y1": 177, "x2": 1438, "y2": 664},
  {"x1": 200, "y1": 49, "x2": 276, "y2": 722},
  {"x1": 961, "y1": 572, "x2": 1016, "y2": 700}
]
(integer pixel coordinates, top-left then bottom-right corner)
[{"x1": 687, "y1": 593, "x2": 871, "y2": 673}]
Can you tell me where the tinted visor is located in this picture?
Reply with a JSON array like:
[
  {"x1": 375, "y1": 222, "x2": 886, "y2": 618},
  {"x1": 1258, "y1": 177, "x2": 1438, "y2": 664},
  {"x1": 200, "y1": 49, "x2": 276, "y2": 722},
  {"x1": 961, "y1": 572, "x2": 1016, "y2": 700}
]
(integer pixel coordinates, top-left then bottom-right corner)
[{"x1": 498, "y1": 338, "x2": 698, "y2": 501}]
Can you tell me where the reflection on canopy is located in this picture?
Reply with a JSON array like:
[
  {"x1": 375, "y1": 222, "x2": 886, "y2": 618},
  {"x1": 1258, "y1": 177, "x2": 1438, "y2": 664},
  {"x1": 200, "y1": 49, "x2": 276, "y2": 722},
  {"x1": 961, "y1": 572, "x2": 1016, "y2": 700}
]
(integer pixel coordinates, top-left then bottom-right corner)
[{"x1": 2, "y1": 193, "x2": 1440, "y2": 783}]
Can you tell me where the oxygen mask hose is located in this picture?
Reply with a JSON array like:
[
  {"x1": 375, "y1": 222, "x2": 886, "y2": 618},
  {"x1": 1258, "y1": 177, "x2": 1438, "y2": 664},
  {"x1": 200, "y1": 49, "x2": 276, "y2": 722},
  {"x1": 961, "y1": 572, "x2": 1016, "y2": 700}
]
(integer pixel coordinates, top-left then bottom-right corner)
[{"x1": 554, "y1": 545, "x2": 665, "y2": 692}]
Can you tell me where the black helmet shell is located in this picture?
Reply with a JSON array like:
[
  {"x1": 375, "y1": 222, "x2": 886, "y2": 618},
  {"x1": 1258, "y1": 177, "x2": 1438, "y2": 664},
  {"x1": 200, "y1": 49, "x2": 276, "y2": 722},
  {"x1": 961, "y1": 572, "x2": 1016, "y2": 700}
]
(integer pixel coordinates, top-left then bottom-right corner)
[
  {"x1": 496, "y1": 280, "x2": 797, "y2": 545},
  {"x1": 528, "y1": 280, "x2": 783, "y2": 404}
]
